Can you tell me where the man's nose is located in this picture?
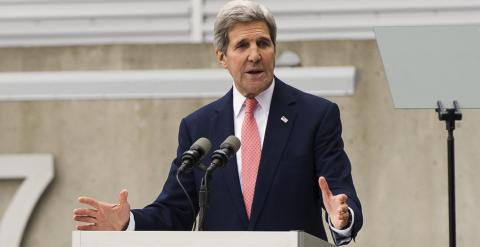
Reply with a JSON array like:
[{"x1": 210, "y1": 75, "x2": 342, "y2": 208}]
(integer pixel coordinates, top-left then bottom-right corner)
[{"x1": 247, "y1": 46, "x2": 261, "y2": 63}]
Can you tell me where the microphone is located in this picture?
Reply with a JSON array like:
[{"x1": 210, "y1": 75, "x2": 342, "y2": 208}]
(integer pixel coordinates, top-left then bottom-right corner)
[
  {"x1": 207, "y1": 135, "x2": 241, "y2": 171},
  {"x1": 178, "y1": 137, "x2": 212, "y2": 173}
]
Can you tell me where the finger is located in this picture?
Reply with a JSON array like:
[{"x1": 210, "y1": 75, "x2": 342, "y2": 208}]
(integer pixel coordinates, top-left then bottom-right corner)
[
  {"x1": 339, "y1": 213, "x2": 350, "y2": 221},
  {"x1": 331, "y1": 218, "x2": 348, "y2": 230},
  {"x1": 332, "y1": 211, "x2": 350, "y2": 228},
  {"x1": 336, "y1": 213, "x2": 350, "y2": 220},
  {"x1": 336, "y1": 212, "x2": 350, "y2": 223},
  {"x1": 78, "y1": 196, "x2": 100, "y2": 209},
  {"x1": 73, "y1": 208, "x2": 98, "y2": 218},
  {"x1": 77, "y1": 224, "x2": 99, "y2": 231},
  {"x1": 73, "y1": 215, "x2": 97, "y2": 224},
  {"x1": 118, "y1": 189, "x2": 128, "y2": 206},
  {"x1": 337, "y1": 194, "x2": 348, "y2": 204},
  {"x1": 77, "y1": 224, "x2": 116, "y2": 231},
  {"x1": 318, "y1": 176, "x2": 333, "y2": 199},
  {"x1": 336, "y1": 205, "x2": 349, "y2": 214},
  {"x1": 337, "y1": 204, "x2": 348, "y2": 212}
]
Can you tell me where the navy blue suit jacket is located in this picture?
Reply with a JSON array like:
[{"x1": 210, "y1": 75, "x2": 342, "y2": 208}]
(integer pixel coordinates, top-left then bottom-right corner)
[{"x1": 132, "y1": 77, "x2": 363, "y2": 241}]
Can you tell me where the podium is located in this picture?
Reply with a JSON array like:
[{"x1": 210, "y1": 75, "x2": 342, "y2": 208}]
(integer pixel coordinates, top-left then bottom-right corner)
[{"x1": 72, "y1": 231, "x2": 335, "y2": 247}]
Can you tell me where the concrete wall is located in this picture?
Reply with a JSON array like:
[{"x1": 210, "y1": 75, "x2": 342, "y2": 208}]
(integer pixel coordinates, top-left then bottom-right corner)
[{"x1": 0, "y1": 41, "x2": 479, "y2": 247}]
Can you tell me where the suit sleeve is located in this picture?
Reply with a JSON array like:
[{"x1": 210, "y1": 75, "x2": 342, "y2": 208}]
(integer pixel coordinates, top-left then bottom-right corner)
[
  {"x1": 314, "y1": 102, "x2": 363, "y2": 241},
  {"x1": 131, "y1": 118, "x2": 199, "y2": 230}
]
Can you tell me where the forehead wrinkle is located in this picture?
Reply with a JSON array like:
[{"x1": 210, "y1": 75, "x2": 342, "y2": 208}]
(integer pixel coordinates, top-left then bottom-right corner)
[
  {"x1": 231, "y1": 35, "x2": 271, "y2": 46},
  {"x1": 228, "y1": 22, "x2": 271, "y2": 44}
]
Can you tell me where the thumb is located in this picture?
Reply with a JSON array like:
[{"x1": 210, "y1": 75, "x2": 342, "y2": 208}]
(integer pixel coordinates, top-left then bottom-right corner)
[
  {"x1": 318, "y1": 176, "x2": 332, "y2": 200},
  {"x1": 118, "y1": 189, "x2": 129, "y2": 206}
]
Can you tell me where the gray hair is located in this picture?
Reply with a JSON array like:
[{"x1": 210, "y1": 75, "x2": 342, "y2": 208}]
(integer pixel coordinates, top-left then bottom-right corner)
[{"x1": 213, "y1": 0, "x2": 277, "y2": 54}]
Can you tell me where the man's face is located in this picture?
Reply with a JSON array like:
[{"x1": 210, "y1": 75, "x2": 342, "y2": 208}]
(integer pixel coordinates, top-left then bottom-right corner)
[{"x1": 216, "y1": 21, "x2": 276, "y2": 98}]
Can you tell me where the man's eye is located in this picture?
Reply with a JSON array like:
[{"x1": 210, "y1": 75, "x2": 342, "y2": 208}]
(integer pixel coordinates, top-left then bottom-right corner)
[
  {"x1": 258, "y1": 40, "x2": 271, "y2": 47},
  {"x1": 236, "y1": 43, "x2": 248, "y2": 49}
]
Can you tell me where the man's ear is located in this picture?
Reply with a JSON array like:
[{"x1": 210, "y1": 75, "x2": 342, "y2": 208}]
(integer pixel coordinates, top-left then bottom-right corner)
[{"x1": 216, "y1": 49, "x2": 227, "y2": 68}]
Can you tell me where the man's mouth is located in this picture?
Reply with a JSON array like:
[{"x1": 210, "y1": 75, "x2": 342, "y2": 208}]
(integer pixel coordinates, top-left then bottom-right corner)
[{"x1": 245, "y1": 69, "x2": 264, "y2": 75}]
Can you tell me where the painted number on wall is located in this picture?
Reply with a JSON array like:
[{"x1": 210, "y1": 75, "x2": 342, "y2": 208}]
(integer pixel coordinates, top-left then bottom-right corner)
[{"x1": 0, "y1": 155, "x2": 54, "y2": 247}]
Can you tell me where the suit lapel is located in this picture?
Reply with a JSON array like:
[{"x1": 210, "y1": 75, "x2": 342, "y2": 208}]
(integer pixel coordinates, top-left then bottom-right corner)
[
  {"x1": 248, "y1": 78, "x2": 298, "y2": 229},
  {"x1": 211, "y1": 89, "x2": 249, "y2": 228}
]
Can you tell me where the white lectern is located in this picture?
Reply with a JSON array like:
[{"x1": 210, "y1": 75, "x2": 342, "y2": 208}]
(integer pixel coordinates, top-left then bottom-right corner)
[{"x1": 72, "y1": 231, "x2": 334, "y2": 247}]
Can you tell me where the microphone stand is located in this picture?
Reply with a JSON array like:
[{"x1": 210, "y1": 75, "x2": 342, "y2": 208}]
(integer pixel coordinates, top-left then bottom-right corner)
[
  {"x1": 197, "y1": 165, "x2": 219, "y2": 231},
  {"x1": 196, "y1": 136, "x2": 241, "y2": 231},
  {"x1": 435, "y1": 100, "x2": 462, "y2": 247}
]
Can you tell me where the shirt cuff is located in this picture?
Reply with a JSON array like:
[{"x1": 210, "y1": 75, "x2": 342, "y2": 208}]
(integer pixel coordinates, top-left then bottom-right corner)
[
  {"x1": 125, "y1": 212, "x2": 136, "y2": 231},
  {"x1": 328, "y1": 207, "x2": 354, "y2": 245}
]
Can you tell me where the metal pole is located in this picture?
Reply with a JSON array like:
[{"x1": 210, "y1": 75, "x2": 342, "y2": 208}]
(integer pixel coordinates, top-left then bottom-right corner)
[
  {"x1": 436, "y1": 100, "x2": 461, "y2": 247},
  {"x1": 448, "y1": 128, "x2": 456, "y2": 247}
]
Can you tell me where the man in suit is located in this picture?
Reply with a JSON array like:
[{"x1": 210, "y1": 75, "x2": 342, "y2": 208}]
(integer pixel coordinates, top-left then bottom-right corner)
[{"x1": 73, "y1": 0, "x2": 362, "y2": 245}]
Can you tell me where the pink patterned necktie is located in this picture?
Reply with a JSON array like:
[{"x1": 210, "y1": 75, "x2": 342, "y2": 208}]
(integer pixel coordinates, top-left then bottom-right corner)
[{"x1": 241, "y1": 98, "x2": 261, "y2": 219}]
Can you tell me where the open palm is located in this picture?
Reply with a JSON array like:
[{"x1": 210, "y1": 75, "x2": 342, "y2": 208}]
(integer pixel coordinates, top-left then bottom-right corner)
[{"x1": 73, "y1": 189, "x2": 131, "y2": 231}]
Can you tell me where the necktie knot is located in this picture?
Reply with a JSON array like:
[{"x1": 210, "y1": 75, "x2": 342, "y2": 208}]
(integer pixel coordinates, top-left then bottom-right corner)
[{"x1": 244, "y1": 98, "x2": 258, "y2": 114}]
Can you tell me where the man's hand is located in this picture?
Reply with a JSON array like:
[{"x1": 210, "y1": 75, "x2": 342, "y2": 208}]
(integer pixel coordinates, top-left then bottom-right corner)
[
  {"x1": 318, "y1": 176, "x2": 350, "y2": 230},
  {"x1": 73, "y1": 189, "x2": 131, "y2": 231}
]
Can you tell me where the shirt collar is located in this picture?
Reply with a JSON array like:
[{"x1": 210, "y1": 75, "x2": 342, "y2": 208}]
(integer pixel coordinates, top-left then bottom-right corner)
[{"x1": 233, "y1": 78, "x2": 275, "y2": 118}]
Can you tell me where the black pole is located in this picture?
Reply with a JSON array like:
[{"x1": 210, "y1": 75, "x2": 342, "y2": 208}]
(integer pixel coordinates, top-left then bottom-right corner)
[
  {"x1": 448, "y1": 128, "x2": 455, "y2": 247},
  {"x1": 198, "y1": 167, "x2": 214, "y2": 231},
  {"x1": 197, "y1": 160, "x2": 230, "y2": 230},
  {"x1": 198, "y1": 174, "x2": 209, "y2": 231},
  {"x1": 436, "y1": 100, "x2": 462, "y2": 247}
]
